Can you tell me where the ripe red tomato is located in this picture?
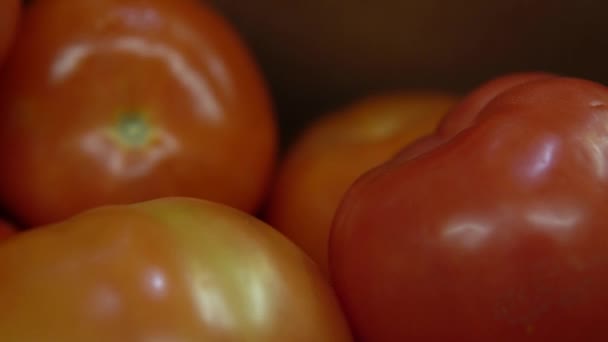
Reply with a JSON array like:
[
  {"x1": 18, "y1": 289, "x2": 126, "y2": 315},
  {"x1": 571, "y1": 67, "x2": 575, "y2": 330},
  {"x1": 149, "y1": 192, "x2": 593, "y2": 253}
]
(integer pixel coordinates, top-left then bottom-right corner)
[
  {"x1": 392, "y1": 72, "x2": 557, "y2": 164},
  {"x1": 330, "y1": 76, "x2": 608, "y2": 341},
  {"x1": 0, "y1": 197, "x2": 353, "y2": 340},
  {"x1": 437, "y1": 72, "x2": 556, "y2": 135},
  {"x1": 266, "y1": 92, "x2": 458, "y2": 275},
  {"x1": 0, "y1": 219, "x2": 15, "y2": 240},
  {"x1": 0, "y1": 0, "x2": 19, "y2": 63},
  {"x1": 0, "y1": 0, "x2": 277, "y2": 227}
]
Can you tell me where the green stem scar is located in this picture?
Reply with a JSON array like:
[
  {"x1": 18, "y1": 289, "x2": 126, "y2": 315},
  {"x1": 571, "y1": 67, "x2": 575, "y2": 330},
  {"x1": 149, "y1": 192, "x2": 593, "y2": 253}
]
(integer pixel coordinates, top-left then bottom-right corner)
[{"x1": 114, "y1": 112, "x2": 152, "y2": 147}]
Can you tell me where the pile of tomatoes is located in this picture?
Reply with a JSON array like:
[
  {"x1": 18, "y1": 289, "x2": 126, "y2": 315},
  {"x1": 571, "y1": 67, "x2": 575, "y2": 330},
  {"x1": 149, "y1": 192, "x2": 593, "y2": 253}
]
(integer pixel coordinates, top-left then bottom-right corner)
[{"x1": 1, "y1": 0, "x2": 608, "y2": 341}]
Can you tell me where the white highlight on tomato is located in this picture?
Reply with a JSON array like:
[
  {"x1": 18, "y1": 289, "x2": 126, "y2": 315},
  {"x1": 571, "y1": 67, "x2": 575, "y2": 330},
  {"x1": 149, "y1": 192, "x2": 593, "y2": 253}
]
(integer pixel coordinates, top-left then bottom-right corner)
[{"x1": 50, "y1": 36, "x2": 223, "y2": 123}]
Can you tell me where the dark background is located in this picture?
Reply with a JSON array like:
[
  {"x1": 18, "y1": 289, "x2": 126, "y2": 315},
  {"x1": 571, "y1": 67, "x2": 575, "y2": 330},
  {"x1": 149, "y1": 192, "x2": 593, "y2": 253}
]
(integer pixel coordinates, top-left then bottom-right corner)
[{"x1": 208, "y1": 0, "x2": 607, "y2": 146}]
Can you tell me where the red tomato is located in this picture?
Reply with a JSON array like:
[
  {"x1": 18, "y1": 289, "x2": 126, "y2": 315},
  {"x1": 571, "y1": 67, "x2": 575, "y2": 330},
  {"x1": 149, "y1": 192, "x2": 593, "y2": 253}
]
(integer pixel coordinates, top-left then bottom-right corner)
[
  {"x1": 0, "y1": 0, "x2": 19, "y2": 63},
  {"x1": 330, "y1": 76, "x2": 608, "y2": 341},
  {"x1": 0, "y1": 197, "x2": 353, "y2": 340},
  {"x1": 0, "y1": 219, "x2": 15, "y2": 240},
  {"x1": 437, "y1": 72, "x2": 556, "y2": 135},
  {"x1": 393, "y1": 72, "x2": 557, "y2": 163},
  {"x1": 0, "y1": 0, "x2": 277, "y2": 227},
  {"x1": 266, "y1": 92, "x2": 458, "y2": 275}
]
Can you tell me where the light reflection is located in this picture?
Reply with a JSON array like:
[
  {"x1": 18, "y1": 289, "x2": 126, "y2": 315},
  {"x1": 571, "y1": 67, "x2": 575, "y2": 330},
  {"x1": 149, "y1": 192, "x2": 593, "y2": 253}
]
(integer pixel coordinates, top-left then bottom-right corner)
[
  {"x1": 525, "y1": 204, "x2": 582, "y2": 241},
  {"x1": 190, "y1": 273, "x2": 236, "y2": 330},
  {"x1": 589, "y1": 100, "x2": 604, "y2": 108},
  {"x1": 188, "y1": 250, "x2": 278, "y2": 331},
  {"x1": 115, "y1": 8, "x2": 162, "y2": 29},
  {"x1": 582, "y1": 132, "x2": 608, "y2": 181},
  {"x1": 441, "y1": 218, "x2": 493, "y2": 250},
  {"x1": 578, "y1": 106, "x2": 608, "y2": 180},
  {"x1": 91, "y1": 284, "x2": 121, "y2": 318},
  {"x1": 144, "y1": 267, "x2": 167, "y2": 298},
  {"x1": 517, "y1": 135, "x2": 560, "y2": 182},
  {"x1": 50, "y1": 36, "x2": 222, "y2": 123},
  {"x1": 79, "y1": 127, "x2": 179, "y2": 178},
  {"x1": 237, "y1": 258, "x2": 275, "y2": 326},
  {"x1": 206, "y1": 54, "x2": 233, "y2": 100},
  {"x1": 51, "y1": 44, "x2": 91, "y2": 82}
]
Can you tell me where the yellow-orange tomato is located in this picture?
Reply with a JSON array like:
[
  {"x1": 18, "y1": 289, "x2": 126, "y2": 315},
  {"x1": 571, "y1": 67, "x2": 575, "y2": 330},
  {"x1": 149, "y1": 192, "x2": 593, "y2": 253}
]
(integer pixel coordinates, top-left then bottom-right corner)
[
  {"x1": 266, "y1": 92, "x2": 459, "y2": 274},
  {"x1": 0, "y1": 197, "x2": 353, "y2": 341},
  {"x1": 0, "y1": 0, "x2": 19, "y2": 64},
  {"x1": 0, "y1": 0, "x2": 277, "y2": 227}
]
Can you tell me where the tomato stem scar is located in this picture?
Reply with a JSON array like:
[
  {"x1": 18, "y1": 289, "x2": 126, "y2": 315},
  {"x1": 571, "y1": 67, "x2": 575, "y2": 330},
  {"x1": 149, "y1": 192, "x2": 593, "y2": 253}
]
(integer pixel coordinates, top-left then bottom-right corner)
[{"x1": 115, "y1": 112, "x2": 152, "y2": 147}]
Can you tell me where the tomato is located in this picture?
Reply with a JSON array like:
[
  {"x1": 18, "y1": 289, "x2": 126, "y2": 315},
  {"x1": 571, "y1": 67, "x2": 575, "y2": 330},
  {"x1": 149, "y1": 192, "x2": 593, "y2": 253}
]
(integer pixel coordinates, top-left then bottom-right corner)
[
  {"x1": 330, "y1": 76, "x2": 608, "y2": 341},
  {"x1": 0, "y1": 197, "x2": 352, "y2": 340},
  {"x1": 392, "y1": 72, "x2": 556, "y2": 163},
  {"x1": 437, "y1": 72, "x2": 556, "y2": 135},
  {"x1": 0, "y1": 0, "x2": 277, "y2": 227},
  {"x1": 0, "y1": 0, "x2": 19, "y2": 64},
  {"x1": 0, "y1": 219, "x2": 15, "y2": 240},
  {"x1": 266, "y1": 92, "x2": 458, "y2": 275}
]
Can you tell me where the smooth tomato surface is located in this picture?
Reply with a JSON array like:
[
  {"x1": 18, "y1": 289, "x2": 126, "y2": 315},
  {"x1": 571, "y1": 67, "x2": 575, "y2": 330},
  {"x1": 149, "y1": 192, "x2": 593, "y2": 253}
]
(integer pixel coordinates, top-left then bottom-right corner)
[
  {"x1": 331, "y1": 76, "x2": 608, "y2": 341},
  {"x1": 0, "y1": 0, "x2": 19, "y2": 63},
  {"x1": 266, "y1": 92, "x2": 458, "y2": 275},
  {"x1": 0, "y1": 219, "x2": 15, "y2": 240},
  {"x1": 0, "y1": 197, "x2": 352, "y2": 341},
  {"x1": 392, "y1": 72, "x2": 557, "y2": 163},
  {"x1": 0, "y1": 0, "x2": 277, "y2": 227},
  {"x1": 437, "y1": 72, "x2": 556, "y2": 135}
]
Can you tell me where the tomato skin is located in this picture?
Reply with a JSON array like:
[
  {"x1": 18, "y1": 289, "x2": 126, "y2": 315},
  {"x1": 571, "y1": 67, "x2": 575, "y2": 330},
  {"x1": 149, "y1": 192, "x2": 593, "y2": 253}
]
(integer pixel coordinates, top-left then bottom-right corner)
[
  {"x1": 437, "y1": 72, "x2": 556, "y2": 135},
  {"x1": 266, "y1": 92, "x2": 458, "y2": 275},
  {"x1": 0, "y1": 0, "x2": 19, "y2": 64},
  {"x1": 0, "y1": 197, "x2": 352, "y2": 341},
  {"x1": 330, "y1": 76, "x2": 608, "y2": 341},
  {"x1": 0, "y1": 0, "x2": 277, "y2": 227},
  {"x1": 392, "y1": 72, "x2": 557, "y2": 164},
  {"x1": 0, "y1": 219, "x2": 15, "y2": 240}
]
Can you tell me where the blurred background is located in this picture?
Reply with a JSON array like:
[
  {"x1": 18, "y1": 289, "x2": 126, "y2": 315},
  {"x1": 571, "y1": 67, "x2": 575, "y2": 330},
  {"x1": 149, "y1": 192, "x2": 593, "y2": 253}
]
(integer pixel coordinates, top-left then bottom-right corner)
[{"x1": 208, "y1": 0, "x2": 606, "y2": 147}]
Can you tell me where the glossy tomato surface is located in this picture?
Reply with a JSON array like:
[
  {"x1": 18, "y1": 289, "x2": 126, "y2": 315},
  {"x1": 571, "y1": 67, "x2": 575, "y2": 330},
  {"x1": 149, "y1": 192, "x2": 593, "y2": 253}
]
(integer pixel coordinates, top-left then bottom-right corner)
[
  {"x1": 0, "y1": 0, "x2": 277, "y2": 227},
  {"x1": 437, "y1": 72, "x2": 556, "y2": 135},
  {"x1": 0, "y1": 0, "x2": 19, "y2": 63},
  {"x1": 266, "y1": 92, "x2": 458, "y2": 275},
  {"x1": 330, "y1": 76, "x2": 608, "y2": 341},
  {"x1": 392, "y1": 72, "x2": 557, "y2": 163},
  {"x1": 0, "y1": 197, "x2": 352, "y2": 341}
]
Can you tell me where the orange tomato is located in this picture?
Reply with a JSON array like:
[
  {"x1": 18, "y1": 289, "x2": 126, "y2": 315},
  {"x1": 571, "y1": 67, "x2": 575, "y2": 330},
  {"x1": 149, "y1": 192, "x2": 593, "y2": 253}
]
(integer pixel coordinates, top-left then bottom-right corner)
[
  {"x1": 0, "y1": 0, "x2": 277, "y2": 227},
  {"x1": 0, "y1": 0, "x2": 19, "y2": 63},
  {"x1": 266, "y1": 92, "x2": 459, "y2": 274},
  {"x1": 0, "y1": 197, "x2": 353, "y2": 341}
]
